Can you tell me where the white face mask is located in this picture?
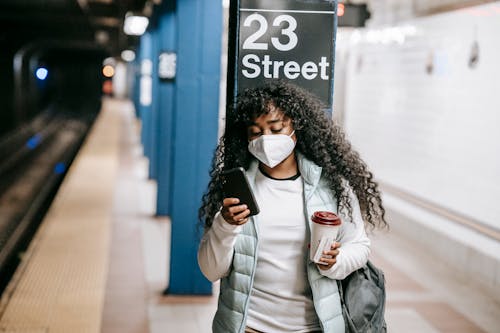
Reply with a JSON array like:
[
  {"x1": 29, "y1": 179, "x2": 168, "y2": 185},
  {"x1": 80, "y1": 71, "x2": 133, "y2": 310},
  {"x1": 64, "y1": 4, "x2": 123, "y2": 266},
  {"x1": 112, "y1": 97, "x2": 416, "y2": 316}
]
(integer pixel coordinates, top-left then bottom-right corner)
[{"x1": 248, "y1": 131, "x2": 296, "y2": 168}]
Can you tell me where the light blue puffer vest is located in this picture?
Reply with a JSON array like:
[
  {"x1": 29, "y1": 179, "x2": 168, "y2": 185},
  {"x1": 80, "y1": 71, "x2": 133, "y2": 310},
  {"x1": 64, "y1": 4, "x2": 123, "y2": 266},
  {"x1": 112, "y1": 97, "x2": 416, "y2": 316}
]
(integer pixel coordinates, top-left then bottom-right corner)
[{"x1": 212, "y1": 154, "x2": 345, "y2": 333}]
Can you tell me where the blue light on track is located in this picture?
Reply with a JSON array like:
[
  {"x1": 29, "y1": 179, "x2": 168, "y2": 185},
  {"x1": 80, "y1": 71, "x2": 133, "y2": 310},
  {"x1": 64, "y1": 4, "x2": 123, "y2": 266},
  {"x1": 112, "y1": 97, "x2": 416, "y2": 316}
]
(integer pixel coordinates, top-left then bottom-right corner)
[
  {"x1": 36, "y1": 67, "x2": 48, "y2": 80},
  {"x1": 26, "y1": 134, "x2": 41, "y2": 149},
  {"x1": 54, "y1": 162, "x2": 66, "y2": 175}
]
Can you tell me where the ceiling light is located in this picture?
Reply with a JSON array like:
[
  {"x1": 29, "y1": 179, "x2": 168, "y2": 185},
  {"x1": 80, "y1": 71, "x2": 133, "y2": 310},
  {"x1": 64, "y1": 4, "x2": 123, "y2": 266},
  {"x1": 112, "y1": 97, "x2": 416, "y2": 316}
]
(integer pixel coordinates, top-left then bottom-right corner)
[
  {"x1": 121, "y1": 50, "x2": 136, "y2": 62},
  {"x1": 95, "y1": 30, "x2": 109, "y2": 44},
  {"x1": 103, "y1": 57, "x2": 116, "y2": 66},
  {"x1": 124, "y1": 12, "x2": 149, "y2": 36},
  {"x1": 36, "y1": 67, "x2": 48, "y2": 80},
  {"x1": 102, "y1": 65, "x2": 115, "y2": 77}
]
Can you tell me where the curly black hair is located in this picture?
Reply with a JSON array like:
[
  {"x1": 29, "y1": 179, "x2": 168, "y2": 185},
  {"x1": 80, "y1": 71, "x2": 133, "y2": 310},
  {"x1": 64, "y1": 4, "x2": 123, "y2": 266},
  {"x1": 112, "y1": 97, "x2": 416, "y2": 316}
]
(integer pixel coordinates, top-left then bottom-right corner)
[{"x1": 199, "y1": 81, "x2": 387, "y2": 230}]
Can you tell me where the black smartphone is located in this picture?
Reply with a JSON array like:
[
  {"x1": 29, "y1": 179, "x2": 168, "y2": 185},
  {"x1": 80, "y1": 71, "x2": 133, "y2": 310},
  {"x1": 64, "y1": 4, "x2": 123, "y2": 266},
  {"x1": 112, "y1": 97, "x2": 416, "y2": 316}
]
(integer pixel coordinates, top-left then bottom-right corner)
[{"x1": 221, "y1": 167, "x2": 260, "y2": 216}]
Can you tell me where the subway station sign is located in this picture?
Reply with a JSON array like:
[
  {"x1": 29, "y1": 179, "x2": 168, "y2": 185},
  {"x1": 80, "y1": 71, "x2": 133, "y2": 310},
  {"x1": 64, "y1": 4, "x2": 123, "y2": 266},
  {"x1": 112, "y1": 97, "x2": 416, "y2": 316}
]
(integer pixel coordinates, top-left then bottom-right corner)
[{"x1": 233, "y1": 0, "x2": 337, "y2": 107}]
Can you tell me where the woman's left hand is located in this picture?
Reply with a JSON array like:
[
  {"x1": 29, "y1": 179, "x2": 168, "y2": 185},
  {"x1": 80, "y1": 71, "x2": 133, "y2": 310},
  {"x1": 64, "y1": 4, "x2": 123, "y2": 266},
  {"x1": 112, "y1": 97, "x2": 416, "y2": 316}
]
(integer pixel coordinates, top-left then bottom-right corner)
[{"x1": 317, "y1": 242, "x2": 341, "y2": 270}]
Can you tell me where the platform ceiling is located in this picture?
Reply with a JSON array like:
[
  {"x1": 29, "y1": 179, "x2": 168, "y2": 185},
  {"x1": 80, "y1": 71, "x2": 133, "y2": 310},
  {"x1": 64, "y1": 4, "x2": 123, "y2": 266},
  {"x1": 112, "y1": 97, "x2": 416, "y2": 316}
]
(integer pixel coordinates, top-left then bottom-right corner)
[{"x1": 0, "y1": 0, "x2": 151, "y2": 56}]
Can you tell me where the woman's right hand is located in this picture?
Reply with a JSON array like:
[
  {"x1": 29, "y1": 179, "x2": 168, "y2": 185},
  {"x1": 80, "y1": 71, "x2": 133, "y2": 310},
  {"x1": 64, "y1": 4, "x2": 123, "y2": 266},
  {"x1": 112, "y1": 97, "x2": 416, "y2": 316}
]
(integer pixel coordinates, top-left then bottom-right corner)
[{"x1": 221, "y1": 198, "x2": 250, "y2": 225}]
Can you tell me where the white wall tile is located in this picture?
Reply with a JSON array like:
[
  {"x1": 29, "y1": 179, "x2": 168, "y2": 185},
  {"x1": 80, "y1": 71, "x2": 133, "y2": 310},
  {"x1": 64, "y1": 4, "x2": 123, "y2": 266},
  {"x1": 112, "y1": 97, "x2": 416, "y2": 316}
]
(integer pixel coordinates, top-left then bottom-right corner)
[{"x1": 339, "y1": 1, "x2": 500, "y2": 230}]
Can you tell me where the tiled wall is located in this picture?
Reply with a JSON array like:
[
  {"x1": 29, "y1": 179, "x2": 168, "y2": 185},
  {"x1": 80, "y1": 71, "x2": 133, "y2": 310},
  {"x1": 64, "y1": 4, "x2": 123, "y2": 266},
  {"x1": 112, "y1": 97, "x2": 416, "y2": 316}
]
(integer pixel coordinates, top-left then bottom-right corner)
[
  {"x1": 367, "y1": 0, "x2": 493, "y2": 25},
  {"x1": 368, "y1": 0, "x2": 415, "y2": 25},
  {"x1": 338, "y1": 2, "x2": 500, "y2": 230}
]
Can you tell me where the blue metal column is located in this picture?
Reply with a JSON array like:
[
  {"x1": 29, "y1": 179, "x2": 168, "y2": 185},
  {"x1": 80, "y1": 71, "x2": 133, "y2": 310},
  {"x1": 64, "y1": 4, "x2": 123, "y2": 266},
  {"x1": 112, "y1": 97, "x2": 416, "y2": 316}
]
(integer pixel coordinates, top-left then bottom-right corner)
[
  {"x1": 167, "y1": 0, "x2": 222, "y2": 294},
  {"x1": 138, "y1": 32, "x2": 153, "y2": 161},
  {"x1": 149, "y1": 23, "x2": 160, "y2": 180},
  {"x1": 156, "y1": 1, "x2": 176, "y2": 216},
  {"x1": 132, "y1": 56, "x2": 141, "y2": 118}
]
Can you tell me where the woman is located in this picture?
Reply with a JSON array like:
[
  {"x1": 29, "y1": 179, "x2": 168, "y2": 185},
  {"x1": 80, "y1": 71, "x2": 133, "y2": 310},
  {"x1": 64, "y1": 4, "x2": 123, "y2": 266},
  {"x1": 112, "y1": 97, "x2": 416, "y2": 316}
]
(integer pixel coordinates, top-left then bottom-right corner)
[{"x1": 198, "y1": 81, "x2": 387, "y2": 333}]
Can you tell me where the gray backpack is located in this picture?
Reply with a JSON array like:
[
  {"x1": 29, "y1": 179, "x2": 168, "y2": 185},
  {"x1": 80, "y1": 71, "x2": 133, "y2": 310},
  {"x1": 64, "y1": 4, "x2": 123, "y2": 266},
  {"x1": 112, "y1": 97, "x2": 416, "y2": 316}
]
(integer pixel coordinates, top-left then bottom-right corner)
[{"x1": 337, "y1": 260, "x2": 387, "y2": 333}]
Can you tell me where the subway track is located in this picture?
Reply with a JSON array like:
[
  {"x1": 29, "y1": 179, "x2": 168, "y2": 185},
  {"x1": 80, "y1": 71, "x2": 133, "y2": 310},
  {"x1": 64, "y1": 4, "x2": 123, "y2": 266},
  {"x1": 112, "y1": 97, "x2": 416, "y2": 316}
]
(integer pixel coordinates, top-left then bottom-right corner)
[{"x1": 0, "y1": 108, "x2": 97, "y2": 294}]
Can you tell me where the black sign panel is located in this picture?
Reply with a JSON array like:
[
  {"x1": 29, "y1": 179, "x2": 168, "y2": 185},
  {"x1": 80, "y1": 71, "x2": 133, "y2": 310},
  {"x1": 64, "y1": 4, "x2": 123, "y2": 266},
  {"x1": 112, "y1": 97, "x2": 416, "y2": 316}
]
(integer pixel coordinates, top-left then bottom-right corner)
[{"x1": 234, "y1": 0, "x2": 337, "y2": 107}]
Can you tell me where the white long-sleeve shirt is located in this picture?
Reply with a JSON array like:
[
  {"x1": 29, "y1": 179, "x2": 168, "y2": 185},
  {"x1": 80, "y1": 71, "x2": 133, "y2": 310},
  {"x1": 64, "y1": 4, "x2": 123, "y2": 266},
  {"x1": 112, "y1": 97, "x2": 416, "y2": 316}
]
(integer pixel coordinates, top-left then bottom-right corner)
[{"x1": 198, "y1": 170, "x2": 370, "y2": 331}]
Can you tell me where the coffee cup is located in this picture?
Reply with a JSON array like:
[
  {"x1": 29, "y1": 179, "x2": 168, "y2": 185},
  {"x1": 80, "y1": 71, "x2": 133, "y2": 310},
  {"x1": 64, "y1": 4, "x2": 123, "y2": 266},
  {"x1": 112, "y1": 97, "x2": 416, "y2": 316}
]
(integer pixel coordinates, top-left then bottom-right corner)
[{"x1": 310, "y1": 211, "x2": 342, "y2": 264}]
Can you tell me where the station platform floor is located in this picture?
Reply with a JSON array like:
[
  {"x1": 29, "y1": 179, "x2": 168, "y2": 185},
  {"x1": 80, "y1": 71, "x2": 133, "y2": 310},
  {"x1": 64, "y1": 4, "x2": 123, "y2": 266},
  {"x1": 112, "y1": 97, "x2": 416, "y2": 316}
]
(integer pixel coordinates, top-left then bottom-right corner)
[{"x1": 0, "y1": 98, "x2": 499, "y2": 333}]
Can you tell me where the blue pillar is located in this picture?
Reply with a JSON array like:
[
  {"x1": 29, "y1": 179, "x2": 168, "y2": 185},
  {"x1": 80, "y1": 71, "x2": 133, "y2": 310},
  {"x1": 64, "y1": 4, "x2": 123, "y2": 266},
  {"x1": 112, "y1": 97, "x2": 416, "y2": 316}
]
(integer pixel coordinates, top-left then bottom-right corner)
[
  {"x1": 132, "y1": 56, "x2": 141, "y2": 118},
  {"x1": 156, "y1": 1, "x2": 176, "y2": 216},
  {"x1": 149, "y1": 25, "x2": 160, "y2": 180},
  {"x1": 167, "y1": 0, "x2": 222, "y2": 295},
  {"x1": 138, "y1": 32, "x2": 153, "y2": 162}
]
